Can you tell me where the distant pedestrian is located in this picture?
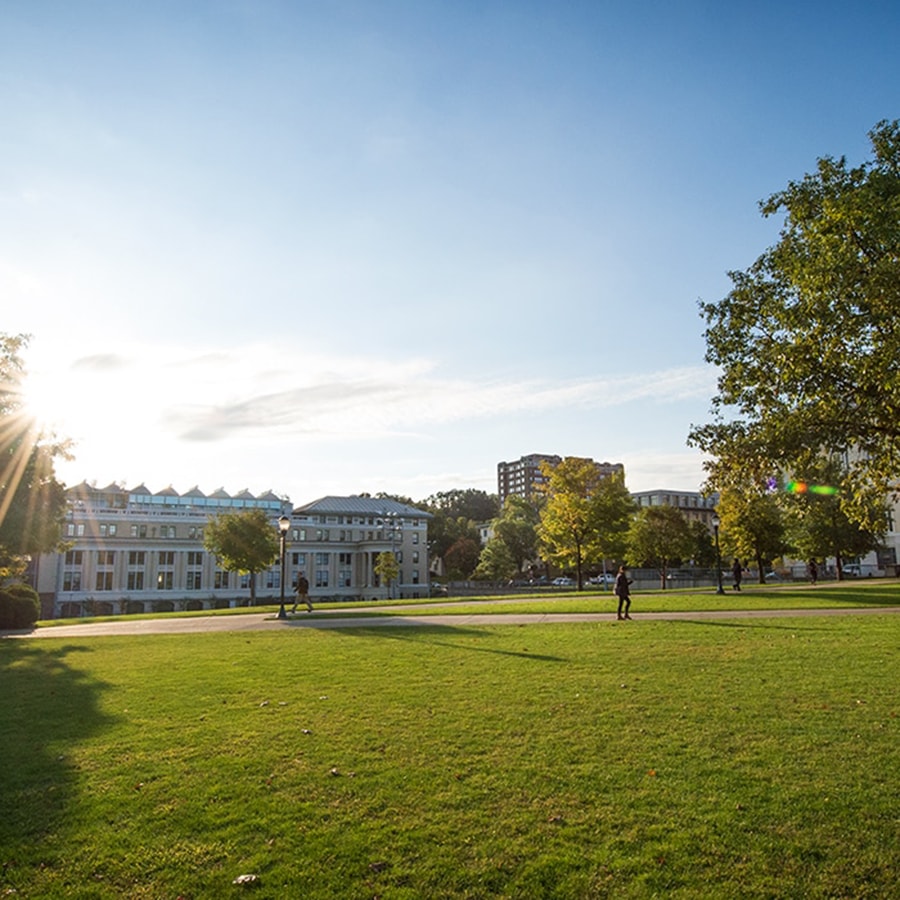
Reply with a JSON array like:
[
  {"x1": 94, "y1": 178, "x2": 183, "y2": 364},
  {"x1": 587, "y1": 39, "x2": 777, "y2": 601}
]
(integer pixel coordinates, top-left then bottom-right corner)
[
  {"x1": 732, "y1": 559, "x2": 743, "y2": 591},
  {"x1": 615, "y1": 565, "x2": 633, "y2": 620},
  {"x1": 292, "y1": 573, "x2": 312, "y2": 613},
  {"x1": 808, "y1": 560, "x2": 818, "y2": 585}
]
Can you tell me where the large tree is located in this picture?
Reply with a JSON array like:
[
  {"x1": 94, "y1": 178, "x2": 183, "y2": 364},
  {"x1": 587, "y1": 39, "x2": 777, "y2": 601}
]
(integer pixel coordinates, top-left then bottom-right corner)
[
  {"x1": 425, "y1": 489, "x2": 499, "y2": 523},
  {"x1": 782, "y1": 457, "x2": 886, "y2": 579},
  {"x1": 0, "y1": 334, "x2": 69, "y2": 581},
  {"x1": 537, "y1": 458, "x2": 634, "y2": 589},
  {"x1": 491, "y1": 495, "x2": 540, "y2": 575},
  {"x1": 474, "y1": 537, "x2": 517, "y2": 583},
  {"x1": 626, "y1": 506, "x2": 693, "y2": 588},
  {"x1": 689, "y1": 120, "x2": 900, "y2": 529},
  {"x1": 203, "y1": 508, "x2": 280, "y2": 605},
  {"x1": 716, "y1": 487, "x2": 790, "y2": 583},
  {"x1": 443, "y1": 537, "x2": 481, "y2": 580}
]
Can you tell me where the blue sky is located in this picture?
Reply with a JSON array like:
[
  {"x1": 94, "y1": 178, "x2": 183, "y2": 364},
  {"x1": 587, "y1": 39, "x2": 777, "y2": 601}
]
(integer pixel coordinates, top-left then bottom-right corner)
[{"x1": 4, "y1": 1, "x2": 899, "y2": 505}]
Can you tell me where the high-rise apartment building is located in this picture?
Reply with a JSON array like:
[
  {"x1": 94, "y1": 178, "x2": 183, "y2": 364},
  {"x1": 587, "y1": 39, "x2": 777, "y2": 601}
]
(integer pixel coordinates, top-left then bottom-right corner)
[{"x1": 497, "y1": 454, "x2": 625, "y2": 505}]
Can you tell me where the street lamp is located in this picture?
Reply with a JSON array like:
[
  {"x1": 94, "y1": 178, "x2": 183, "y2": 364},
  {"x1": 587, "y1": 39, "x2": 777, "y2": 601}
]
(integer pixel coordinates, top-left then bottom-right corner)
[
  {"x1": 277, "y1": 514, "x2": 291, "y2": 619},
  {"x1": 380, "y1": 511, "x2": 403, "y2": 599},
  {"x1": 712, "y1": 514, "x2": 725, "y2": 595}
]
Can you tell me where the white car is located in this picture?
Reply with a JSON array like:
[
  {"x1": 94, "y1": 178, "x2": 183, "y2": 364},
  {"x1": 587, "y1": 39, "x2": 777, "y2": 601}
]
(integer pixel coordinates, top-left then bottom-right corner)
[
  {"x1": 552, "y1": 577, "x2": 575, "y2": 586},
  {"x1": 587, "y1": 574, "x2": 615, "y2": 586}
]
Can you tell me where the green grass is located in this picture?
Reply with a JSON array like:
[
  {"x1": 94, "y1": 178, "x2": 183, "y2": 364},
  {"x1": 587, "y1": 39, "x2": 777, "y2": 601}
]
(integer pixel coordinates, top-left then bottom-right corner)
[
  {"x1": 2, "y1": 604, "x2": 899, "y2": 897},
  {"x1": 35, "y1": 578, "x2": 900, "y2": 630},
  {"x1": 369, "y1": 578, "x2": 900, "y2": 616}
]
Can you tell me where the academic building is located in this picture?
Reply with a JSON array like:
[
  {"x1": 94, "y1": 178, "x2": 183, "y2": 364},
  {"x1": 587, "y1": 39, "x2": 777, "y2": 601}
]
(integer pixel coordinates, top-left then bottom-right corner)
[
  {"x1": 630, "y1": 489, "x2": 719, "y2": 528},
  {"x1": 31, "y1": 483, "x2": 431, "y2": 618}
]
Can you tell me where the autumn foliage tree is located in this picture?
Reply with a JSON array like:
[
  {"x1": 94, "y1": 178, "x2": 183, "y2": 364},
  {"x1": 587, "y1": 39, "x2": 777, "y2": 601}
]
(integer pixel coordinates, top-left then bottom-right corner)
[{"x1": 537, "y1": 458, "x2": 634, "y2": 589}]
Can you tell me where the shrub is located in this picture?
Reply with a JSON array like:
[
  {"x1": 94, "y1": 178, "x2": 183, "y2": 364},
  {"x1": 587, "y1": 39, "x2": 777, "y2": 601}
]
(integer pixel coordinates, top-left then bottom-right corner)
[{"x1": 0, "y1": 583, "x2": 40, "y2": 630}]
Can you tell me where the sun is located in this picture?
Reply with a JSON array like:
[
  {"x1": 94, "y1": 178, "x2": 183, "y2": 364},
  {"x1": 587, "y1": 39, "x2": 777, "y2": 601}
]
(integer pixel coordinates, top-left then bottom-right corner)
[{"x1": 16, "y1": 360, "x2": 78, "y2": 443}]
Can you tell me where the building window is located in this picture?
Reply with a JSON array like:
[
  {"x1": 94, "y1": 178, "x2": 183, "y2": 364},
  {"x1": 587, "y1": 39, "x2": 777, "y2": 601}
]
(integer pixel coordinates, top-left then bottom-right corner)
[
  {"x1": 338, "y1": 567, "x2": 352, "y2": 587},
  {"x1": 315, "y1": 552, "x2": 330, "y2": 565},
  {"x1": 128, "y1": 551, "x2": 146, "y2": 566},
  {"x1": 127, "y1": 572, "x2": 144, "y2": 590},
  {"x1": 65, "y1": 550, "x2": 83, "y2": 566},
  {"x1": 315, "y1": 569, "x2": 329, "y2": 588},
  {"x1": 158, "y1": 551, "x2": 175, "y2": 566},
  {"x1": 97, "y1": 550, "x2": 116, "y2": 566},
  {"x1": 157, "y1": 572, "x2": 174, "y2": 590},
  {"x1": 186, "y1": 572, "x2": 202, "y2": 590},
  {"x1": 187, "y1": 551, "x2": 203, "y2": 566},
  {"x1": 214, "y1": 570, "x2": 229, "y2": 589},
  {"x1": 63, "y1": 572, "x2": 82, "y2": 591},
  {"x1": 95, "y1": 572, "x2": 114, "y2": 591}
]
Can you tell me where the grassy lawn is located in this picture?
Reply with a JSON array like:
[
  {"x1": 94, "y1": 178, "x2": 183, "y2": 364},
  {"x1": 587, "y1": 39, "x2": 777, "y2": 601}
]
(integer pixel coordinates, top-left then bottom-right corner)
[{"x1": 2, "y1": 607, "x2": 898, "y2": 897}]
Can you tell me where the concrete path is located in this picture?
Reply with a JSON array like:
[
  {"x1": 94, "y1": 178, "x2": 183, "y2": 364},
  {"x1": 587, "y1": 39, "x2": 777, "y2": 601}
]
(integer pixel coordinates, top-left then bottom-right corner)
[{"x1": 4, "y1": 605, "x2": 900, "y2": 639}]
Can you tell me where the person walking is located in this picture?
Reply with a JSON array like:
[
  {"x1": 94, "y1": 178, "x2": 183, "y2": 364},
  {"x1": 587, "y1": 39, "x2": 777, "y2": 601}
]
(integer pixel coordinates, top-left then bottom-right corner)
[
  {"x1": 614, "y1": 565, "x2": 633, "y2": 620},
  {"x1": 291, "y1": 572, "x2": 312, "y2": 613},
  {"x1": 732, "y1": 559, "x2": 743, "y2": 591},
  {"x1": 807, "y1": 559, "x2": 818, "y2": 585}
]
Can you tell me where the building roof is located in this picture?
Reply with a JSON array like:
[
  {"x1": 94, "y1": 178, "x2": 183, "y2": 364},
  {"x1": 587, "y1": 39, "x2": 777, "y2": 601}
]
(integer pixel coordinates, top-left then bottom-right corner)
[{"x1": 294, "y1": 496, "x2": 431, "y2": 518}]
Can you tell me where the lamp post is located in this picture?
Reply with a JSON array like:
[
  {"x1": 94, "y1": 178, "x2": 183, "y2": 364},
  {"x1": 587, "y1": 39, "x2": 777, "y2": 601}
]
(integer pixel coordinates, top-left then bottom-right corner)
[
  {"x1": 381, "y1": 511, "x2": 402, "y2": 600},
  {"x1": 277, "y1": 514, "x2": 290, "y2": 619},
  {"x1": 712, "y1": 514, "x2": 725, "y2": 595}
]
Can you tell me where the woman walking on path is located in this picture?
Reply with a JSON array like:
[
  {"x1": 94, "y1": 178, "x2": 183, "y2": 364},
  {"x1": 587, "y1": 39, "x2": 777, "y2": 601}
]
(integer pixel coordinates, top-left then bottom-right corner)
[{"x1": 615, "y1": 565, "x2": 633, "y2": 620}]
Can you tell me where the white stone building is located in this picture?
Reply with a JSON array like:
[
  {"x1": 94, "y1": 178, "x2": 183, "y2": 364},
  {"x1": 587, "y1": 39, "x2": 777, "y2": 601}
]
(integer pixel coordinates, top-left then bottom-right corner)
[{"x1": 31, "y1": 484, "x2": 431, "y2": 617}]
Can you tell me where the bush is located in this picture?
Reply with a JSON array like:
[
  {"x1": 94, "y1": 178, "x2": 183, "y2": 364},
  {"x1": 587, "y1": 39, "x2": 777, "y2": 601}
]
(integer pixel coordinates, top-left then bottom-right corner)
[{"x1": 0, "y1": 583, "x2": 40, "y2": 630}]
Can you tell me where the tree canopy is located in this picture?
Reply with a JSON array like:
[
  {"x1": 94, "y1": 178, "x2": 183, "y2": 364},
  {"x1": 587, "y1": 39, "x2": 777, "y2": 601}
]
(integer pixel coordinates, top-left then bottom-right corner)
[
  {"x1": 373, "y1": 550, "x2": 400, "y2": 597},
  {"x1": 689, "y1": 120, "x2": 900, "y2": 528},
  {"x1": 0, "y1": 334, "x2": 68, "y2": 580},
  {"x1": 491, "y1": 495, "x2": 540, "y2": 575},
  {"x1": 716, "y1": 487, "x2": 789, "y2": 583},
  {"x1": 425, "y1": 489, "x2": 499, "y2": 522},
  {"x1": 626, "y1": 506, "x2": 693, "y2": 587},
  {"x1": 203, "y1": 508, "x2": 280, "y2": 604},
  {"x1": 537, "y1": 458, "x2": 634, "y2": 588}
]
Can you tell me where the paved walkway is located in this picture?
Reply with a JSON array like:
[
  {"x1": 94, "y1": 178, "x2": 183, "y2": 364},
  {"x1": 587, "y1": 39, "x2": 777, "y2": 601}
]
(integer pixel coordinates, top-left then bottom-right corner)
[{"x1": 4, "y1": 605, "x2": 900, "y2": 639}]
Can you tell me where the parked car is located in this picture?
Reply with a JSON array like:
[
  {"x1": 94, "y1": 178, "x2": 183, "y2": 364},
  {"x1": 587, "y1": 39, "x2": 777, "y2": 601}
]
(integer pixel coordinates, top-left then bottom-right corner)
[
  {"x1": 842, "y1": 564, "x2": 863, "y2": 577},
  {"x1": 587, "y1": 574, "x2": 615, "y2": 586},
  {"x1": 429, "y1": 582, "x2": 449, "y2": 597},
  {"x1": 552, "y1": 576, "x2": 575, "y2": 586}
]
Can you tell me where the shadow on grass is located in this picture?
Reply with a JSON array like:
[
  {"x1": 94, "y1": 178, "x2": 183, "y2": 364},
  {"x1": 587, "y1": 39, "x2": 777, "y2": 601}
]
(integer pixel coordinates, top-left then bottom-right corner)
[
  {"x1": 0, "y1": 642, "x2": 115, "y2": 876},
  {"x1": 730, "y1": 582, "x2": 900, "y2": 606},
  {"x1": 331, "y1": 622, "x2": 567, "y2": 662},
  {"x1": 675, "y1": 619, "x2": 834, "y2": 632}
]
